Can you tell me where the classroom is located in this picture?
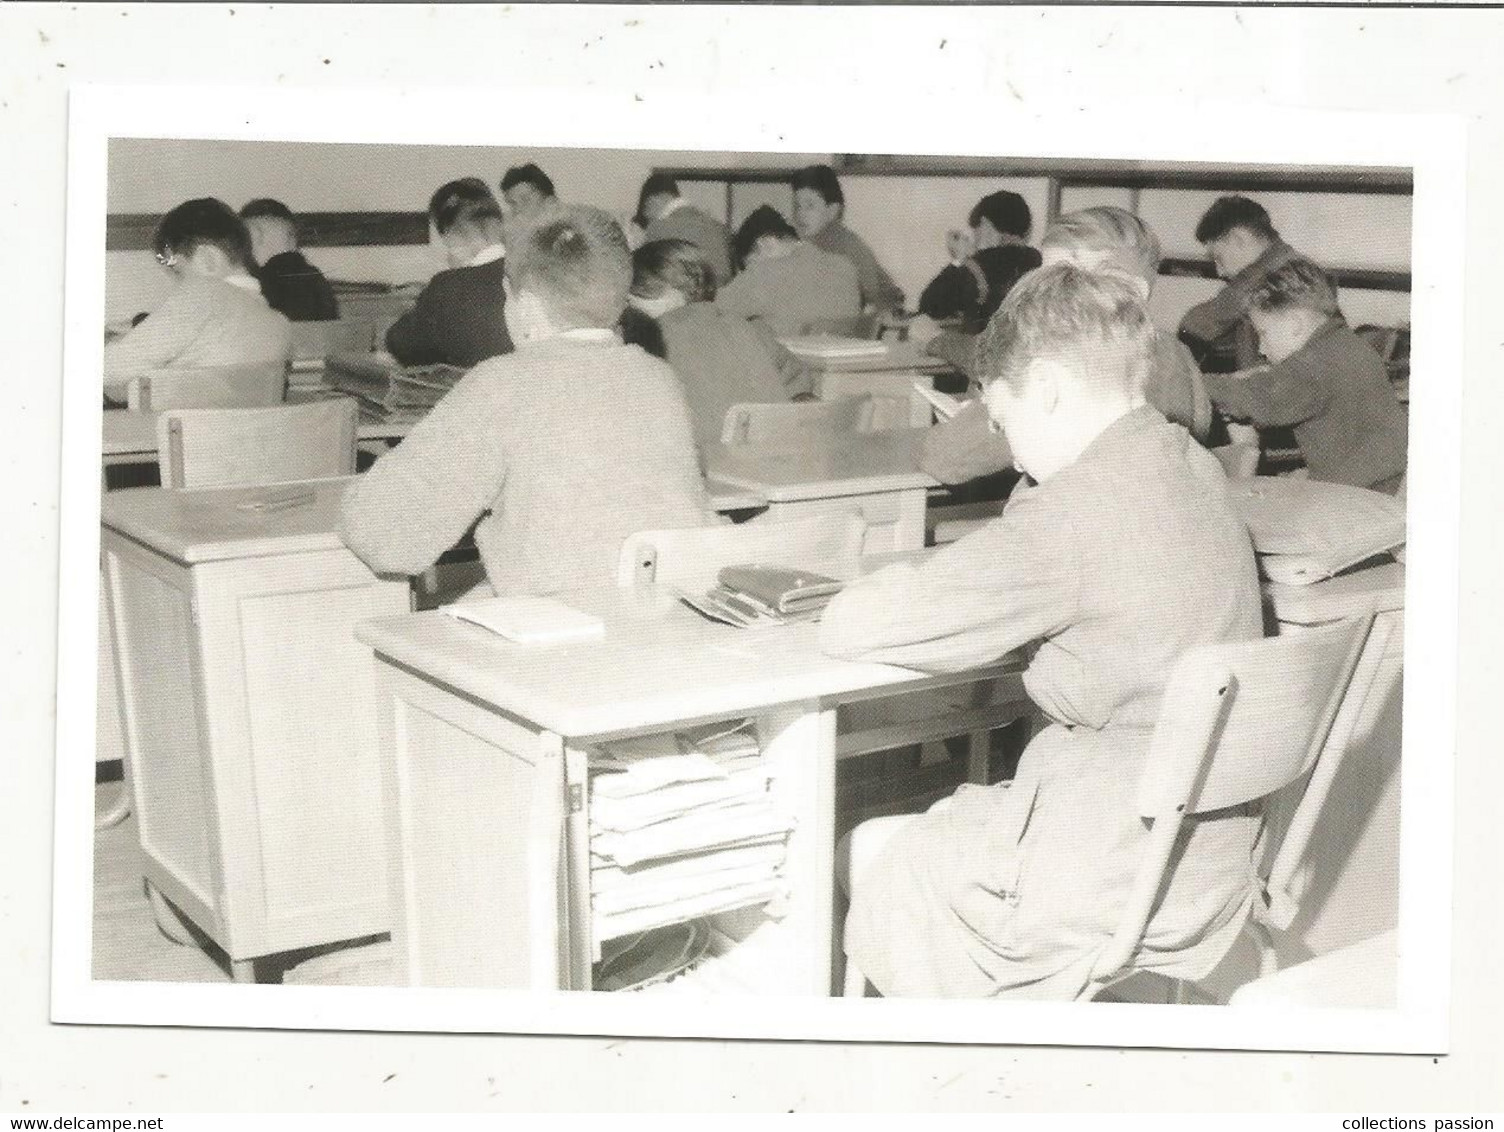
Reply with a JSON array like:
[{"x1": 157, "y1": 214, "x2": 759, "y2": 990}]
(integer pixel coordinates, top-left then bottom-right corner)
[{"x1": 90, "y1": 137, "x2": 1413, "y2": 1013}]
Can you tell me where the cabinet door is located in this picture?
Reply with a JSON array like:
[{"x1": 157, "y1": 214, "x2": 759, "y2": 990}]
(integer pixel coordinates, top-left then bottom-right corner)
[
  {"x1": 192, "y1": 549, "x2": 409, "y2": 960},
  {"x1": 103, "y1": 531, "x2": 226, "y2": 943}
]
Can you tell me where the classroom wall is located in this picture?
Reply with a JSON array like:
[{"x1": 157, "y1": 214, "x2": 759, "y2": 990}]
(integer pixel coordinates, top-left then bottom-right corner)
[{"x1": 103, "y1": 140, "x2": 830, "y2": 319}]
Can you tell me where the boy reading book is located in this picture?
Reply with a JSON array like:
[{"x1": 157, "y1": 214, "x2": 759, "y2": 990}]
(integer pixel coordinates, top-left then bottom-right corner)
[
  {"x1": 340, "y1": 205, "x2": 713, "y2": 598},
  {"x1": 820, "y1": 264, "x2": 1265, "y2": 998}
]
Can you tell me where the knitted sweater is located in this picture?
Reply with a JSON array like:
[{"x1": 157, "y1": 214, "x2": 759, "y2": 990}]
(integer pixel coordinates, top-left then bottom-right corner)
[
  {"x1": 103, "y1": 273, "x2": 292, "y2": 382},
  {"x1": 340, "y1": 333, "x2": 714, "y2": 596},
  {"x1": 715, "y1": 242, "x2": 860, "y2": 338}
]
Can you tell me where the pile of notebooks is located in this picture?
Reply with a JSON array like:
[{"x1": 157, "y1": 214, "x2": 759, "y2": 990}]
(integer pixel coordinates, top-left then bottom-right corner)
[
  {"x1": 589, "y1": 720, "x2": 793, "y2": 950},
  {"x1": 322, "y1": 353, "x2": 468, "y2": 426},
  {"x1": 679, "y1": 565, "x2": 845, "y2": 628}
]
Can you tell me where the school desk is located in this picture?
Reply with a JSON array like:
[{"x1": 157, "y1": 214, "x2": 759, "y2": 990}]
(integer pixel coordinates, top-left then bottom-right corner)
[
  {"x1": 100, "y1": 477, "x2": 411, "y2": 980},
  {"x1": 354, "y1": 587, "x2": 1028, "y2": 994},
  {"x1": 789, "y1": 341, "x2": 954, "y2": 430},
  {"x1": 704, "y1": 428, "x2": 936, "y2": 556}
]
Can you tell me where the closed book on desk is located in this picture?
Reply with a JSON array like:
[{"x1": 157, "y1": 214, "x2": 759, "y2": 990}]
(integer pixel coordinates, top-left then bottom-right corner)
[{"x1": 442, "y1": 595, "x2": 605, "y2": 644}]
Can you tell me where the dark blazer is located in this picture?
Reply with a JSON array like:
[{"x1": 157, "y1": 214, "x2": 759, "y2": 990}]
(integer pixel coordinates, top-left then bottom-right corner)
[
  {"x1": 257, "y1": 251, "x2": 339, "y2": 322},
  {"x1": 385, "y1": 257, "x2": 513, "y2": 367},
  {"x1": 919, "y1": 243, "x2": 1041, "y2": 332}
]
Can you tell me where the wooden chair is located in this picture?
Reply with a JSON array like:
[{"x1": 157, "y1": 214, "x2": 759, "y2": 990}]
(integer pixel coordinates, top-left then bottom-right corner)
[
  {"x1": 721, "y1": 396, "x2": 874, "y2": 446},
  {"x1": 126, "y1": 363, "x2": 287, "y2": 412},
  {"x1": 841, "y1": 614, "x2": 1376, "y2": 999},
  {"x1": 800, "y1": 313, "x2": 880, "y2": 339},
  {"x1": 618, "y1": 512, "x2": 867, "y2": 592},
  {"x1": 156, "y1": 398, "x2": 359, "y2": 490},
  {"x1": 290, "y1": 318, "x2": 376, "y2": 362}
]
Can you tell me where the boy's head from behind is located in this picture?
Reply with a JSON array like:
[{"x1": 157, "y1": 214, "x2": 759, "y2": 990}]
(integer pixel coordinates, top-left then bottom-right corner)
[
  {"x1": 505, "y1": 205, "x2": 632, "y2": 340},
  {"x1": 239, "y1": 198, "x2": 300, "y2": 267},
  {"x1": 153, "y1": 198, "x2": 255, "y2": 280},
  {"x1": 428, "y1": 178, "x2": 507, "y2": 268},
  {"x1": 970, "y1": 191, "x2": 1032, "y2": 247},
  {"x1": 1041, "y1": 206, "x2": 1160, "y2": 296},
  {"x1": 734, "y1": 205, "x2": 799, "y2": 268},
  {"x1": 977, "y1": 264, "x2": 1153, "y2": 482},
  {"x1": 1195, "y1": 195, "x2": 1279, "y2": 280},
  {"x1": 1247, "y1": 256, "x2": 1340, "y2": 364},
  {"x1": 630, "y1": 238, "x2": 716, "y2": 318}
]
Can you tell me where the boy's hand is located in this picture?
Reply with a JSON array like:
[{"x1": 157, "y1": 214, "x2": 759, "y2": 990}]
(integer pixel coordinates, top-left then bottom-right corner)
[{"x1": 946, "y1": 229, "x2": 974, "y2": 264}]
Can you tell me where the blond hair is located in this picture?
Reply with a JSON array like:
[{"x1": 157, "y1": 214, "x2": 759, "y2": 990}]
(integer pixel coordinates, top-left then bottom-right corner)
[
  {"x1": 506, "y1": 204, "x2": 632, "y2": 329},
  {"x1": 1040, "y1": 206, "x2": 1162, "y2": 289}
]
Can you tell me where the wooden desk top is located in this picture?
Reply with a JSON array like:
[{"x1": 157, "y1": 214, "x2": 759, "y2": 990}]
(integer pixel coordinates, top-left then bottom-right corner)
[
  {"x1": 1265, "y1": 561, "x2": 1405, "y2": 625},
  {"x1": 357, "y1": 585, "x2": 1020, "y2": 741},
  {"x1": 705, "y1": 429, "x2": 936, "y2": 501},
  {"x1": 101, "y1": 478, "x2": 357, "y2": 564}
]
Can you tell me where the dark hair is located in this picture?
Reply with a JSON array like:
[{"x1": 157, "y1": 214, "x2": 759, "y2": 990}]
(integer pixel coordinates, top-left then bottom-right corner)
[
  {"x1": 428, "y1": 178, "x2": 503, "y2": 236},
  {"x1": 733, "y1": 205, "x2": 798, "y2": 268},
  {"x1": 1194, "y1": 195, "x2": 1278, "y2": 244},
  {"x1": 1249, "y1": 256, "x2": 1340, "y2": 319},
  {"x1": 239, "y1": 198, "x2": 296, "y2": 224},
  {"x1": 634, "y1": 173, "x2": 681, "y2": 228},
  {"x1": 791, "y1": 164, "x2": 844, "y2": 206},
  {"x1": 633, "y1": 238, "x2": 716, "y2": 303},
  {"x1": 500, "y1": 163, "x2": 556, "y2": 198},
  {"x1": 507, "y1": 205, "x2": 631, "y2": 328},
  {"x1": 153, "y1": 197, "x2": 254, "y2": 270},
  {"x1": 619, "y1": 305, "x2": 668, "y2": 359},
  {"x1": 969, "y1": 190, "x2": 1032, "y2": 240}
]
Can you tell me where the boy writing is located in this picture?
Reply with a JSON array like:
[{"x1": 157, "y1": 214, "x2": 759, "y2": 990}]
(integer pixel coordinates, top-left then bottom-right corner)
[
  {"x1": 821, "y1": 264, "x2": 1264, "y2": 998},
  {"x1": 341, "y1": 205, "x2": 712, "y2": 598},
  {"x1": 1203, "y1": 257, "x2": 1408, "y2": 493}
]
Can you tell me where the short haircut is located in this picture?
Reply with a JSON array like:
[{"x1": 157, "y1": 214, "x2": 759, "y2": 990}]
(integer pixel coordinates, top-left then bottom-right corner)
[
  {"x1": 733, "y1": 205, "x2": 798, "y2": 267},
  {"x1": 640, "y1": 172, "x2": 680, "y2": 201},
  {"x1": 1041, "y1": 206, "x2": 1162, "y2": 286},
  {"x1": 1248, "y1": 256, "x2": 1340, "y2": 320},
  {"x1": 969, "y1": 190, "x2": 1032, "y2": 240},
  {"x1": 791, "y1": 164, "x2": 844, "y2": 206},
  {"x1": 428, "y1": 178, "x2": 504, "y2": 237},
  {"x1": 239, "y1": 198, "x2": 297, "y2": 225},
  {"x1": 500, "y1": 163, "x2": 556, "y2": 199},
  {"x1": 1194, "y1": 195, "x2": 1278, "y2": 244},
  {"x1": 507, "y1": 204, "x2": 632, "y2": 329},
  {"x1": 632, "y1": 238, "x2": 717, "y2": 303},
  {"x1": 153, "y1": 197, "x2": 255, "y2": 270},
  {"x1": 976, "y1": 263, "x2": 1153, "y2": 398}
]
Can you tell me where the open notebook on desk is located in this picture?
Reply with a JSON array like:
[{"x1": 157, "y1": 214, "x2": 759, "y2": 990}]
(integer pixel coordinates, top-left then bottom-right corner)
[{"x1": 323, "y1": 352, "x2": 468, "y2": 426}]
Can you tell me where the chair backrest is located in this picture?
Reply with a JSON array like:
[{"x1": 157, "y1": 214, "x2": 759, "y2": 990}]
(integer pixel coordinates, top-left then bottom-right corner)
[
  {"x1": 127, "y1": 363, "x2": 287, "y2": 412},
  {"x1": 617, "y1": 512, "x2": 867, "y2": 592},
  {"x1": 156, "y1": 397, "x2": 359, "y2": 489},
  {"x1": 720, "y1": 396, "x2": 874, "y2": 446},
  {"x1": 290, "y1": 318, "x2": 376, "y2": 361},
  {"x1": 801, "y1": 313, "x2": 879, "y2": 339},
  {"x1": 1091, "y1": 615, "x2": 1374, "y2": 985}
]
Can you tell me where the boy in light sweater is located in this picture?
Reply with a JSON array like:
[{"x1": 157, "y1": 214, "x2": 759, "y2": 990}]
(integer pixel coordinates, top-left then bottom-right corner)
[{"x1": 340, "y1": 205, "x2": 713, "y2": 597}]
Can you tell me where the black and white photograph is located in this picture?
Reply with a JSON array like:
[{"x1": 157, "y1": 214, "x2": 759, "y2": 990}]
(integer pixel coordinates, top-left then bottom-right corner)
[{"x1": 8, "y1": 1, "x2": 1502, "y2": 1115}]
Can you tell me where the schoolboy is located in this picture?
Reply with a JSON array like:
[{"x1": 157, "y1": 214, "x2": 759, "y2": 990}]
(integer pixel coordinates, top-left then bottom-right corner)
[
  {"x1": 239, "y1": 198, "x2": 339, "y2": 322},
  {"x1": 341, "y1": 206, "x2": 712, "y2": 597},
  {"x1": 629, "y1": 238, "x2": 811, "y2": 454},
  {"x1": 636, "y1": 173, "x2": 735, "y2": 287},
  {"x1": 1178, "y1": 195, "x2": 1301, "y2": 372},
  {"x1": 715, "y1": 205, "x2": 860, "y2": 338},
  {"x1": 919, "y1": 190, "x2": 1041, "y2": 331},
  {"x1": 103, "y1": 197, "x2": 292, "y2": 386},
  {"x1": 820, "y1": 264, "x2": 1264, "y2": 998},
  {"x1": 922, "y1": 206, "x2": 1211, "y2": 485},
  {"x1": 385, "y1": 179, "x2": 514, "y2": 367},
  {"x1": 791, "y1": 164, "x2": 905, "y2": 314},
  {"x1": 500, "y1": 163, "x2": 558, "y2": 220},
  {"x1": 1203, "y1": 257, "x2": 1407, "y2": 493}
]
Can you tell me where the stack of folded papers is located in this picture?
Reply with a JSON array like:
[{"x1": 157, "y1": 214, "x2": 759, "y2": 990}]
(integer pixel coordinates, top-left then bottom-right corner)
[
  {"x1": 589, "y1": 720, "x2": 793, "y2": 947},
  {"x1": 322, "y1": 353, "x2": 468, "y2": 425},
  {"x1": 779, "y1": 335, "x2": 890, "y2": 360},
  {"x1": 679, "y1": 565, "x2": 845, "y2": 628}
]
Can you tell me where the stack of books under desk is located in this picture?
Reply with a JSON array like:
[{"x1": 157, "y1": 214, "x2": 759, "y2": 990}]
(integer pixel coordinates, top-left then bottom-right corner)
[
  {"x1": 322, "y1": 352, "x2": 468, "y2": 426},
  {"x1": 589, "y1": 720, "x2": 795, "y2": 965}
]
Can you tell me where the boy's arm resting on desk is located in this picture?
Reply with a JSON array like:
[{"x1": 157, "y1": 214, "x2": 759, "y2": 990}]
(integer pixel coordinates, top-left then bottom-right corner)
[
  {"x1": 818, "y1": 490, "x2": 1075, "y2": 674},
  {"x1": 102, "y1": 287, "x2": 202, "y2": 380},
  {"x1": 1203, "y1": 358, "x2": 1327, "y2": 427},
  {"x1": 920, "y1": 399, "x2": 1015, "y2": 485},
  {"x1": 751, "y1": 319, "x2": 815, "y2": 398},
  {"x1": 383, "y1": 282, "x2": 443, "y2": 366},
  {"x1": 338, "y1": 372, "x2": 505, "y2": 576}
]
